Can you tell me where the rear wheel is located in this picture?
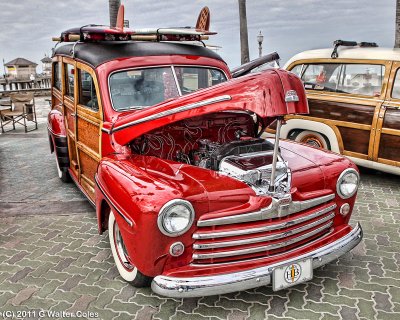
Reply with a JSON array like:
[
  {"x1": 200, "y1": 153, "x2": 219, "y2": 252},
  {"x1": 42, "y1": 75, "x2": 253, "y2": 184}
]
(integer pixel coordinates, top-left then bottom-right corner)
[
  {"x1": 108, "y1": 210, "x2": 152, "y2": 287},
  {"x1": 289, "y1": 130, "x2": 331, "y2": 150},
  {"x1": 55, "y1": 152, "x2": 70, "y2": 182}
]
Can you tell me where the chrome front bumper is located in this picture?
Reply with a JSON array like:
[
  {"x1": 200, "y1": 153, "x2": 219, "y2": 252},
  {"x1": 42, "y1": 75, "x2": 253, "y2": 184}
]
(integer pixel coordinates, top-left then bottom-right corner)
[{"x1": 151, "y1": 223, "x2": 363, "y2": 298}]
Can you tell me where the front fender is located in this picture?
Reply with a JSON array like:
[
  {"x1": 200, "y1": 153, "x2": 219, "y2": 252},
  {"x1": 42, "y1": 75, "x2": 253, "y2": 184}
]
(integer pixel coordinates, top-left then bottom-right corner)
[{"x1": 95, "y1": 154, "x2": 255, "y2": 276}]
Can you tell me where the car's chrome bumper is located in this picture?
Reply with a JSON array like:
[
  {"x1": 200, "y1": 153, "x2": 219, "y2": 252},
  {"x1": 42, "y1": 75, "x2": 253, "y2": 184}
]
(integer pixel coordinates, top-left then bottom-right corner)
[{"x1": 151, "y1": 223, "x2": 363, "y2": 298}]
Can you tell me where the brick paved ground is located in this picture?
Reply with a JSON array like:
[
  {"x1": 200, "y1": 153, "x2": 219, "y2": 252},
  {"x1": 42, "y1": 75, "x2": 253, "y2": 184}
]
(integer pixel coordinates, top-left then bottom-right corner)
[{"x1": 0, "y1": 101, "x2": 399, "y2": 319}]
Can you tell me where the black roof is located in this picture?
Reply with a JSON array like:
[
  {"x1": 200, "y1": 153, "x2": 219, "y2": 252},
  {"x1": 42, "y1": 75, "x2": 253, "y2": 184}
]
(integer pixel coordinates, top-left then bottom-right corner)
[{"x1": 54, "y1": 41, "x2": 225, "y2": 67}]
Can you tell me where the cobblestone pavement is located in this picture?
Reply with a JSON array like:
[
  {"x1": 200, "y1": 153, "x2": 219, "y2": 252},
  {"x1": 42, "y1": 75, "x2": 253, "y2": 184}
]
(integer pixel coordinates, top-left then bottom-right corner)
[{"x1": 1, "y1": 106, "x2": 400, "y2": 320}]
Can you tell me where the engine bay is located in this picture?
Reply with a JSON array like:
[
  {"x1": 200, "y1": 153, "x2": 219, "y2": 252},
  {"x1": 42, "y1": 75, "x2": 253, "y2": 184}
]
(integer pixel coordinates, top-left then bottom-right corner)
[{"x1": 130, "y1": 112, "x2": 291, "y2": 195}]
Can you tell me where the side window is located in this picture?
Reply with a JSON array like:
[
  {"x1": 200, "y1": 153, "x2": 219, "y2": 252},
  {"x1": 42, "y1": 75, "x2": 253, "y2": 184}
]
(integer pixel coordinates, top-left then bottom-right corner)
[
  {"x1": 392, "y1": 69, "x2": 400, "y2": 99},
  {"x1": 301, "y1": 64, "x2": 341, "y2": 92},
  {"x1": 290, "y1": 64, "x2": 303, "y2": 77},
  {"x1": 339, "y1": 64, "x2": 385, "y2": 97},
  {"x1": 78, "y1": 70, "x2": 98, "y2": 111},
  {"x1": 53, "y1": 62, "x2": 62, "y2": 90},
  {"x1": 65, "y1": 64, "x2": 75, "y2": 99}
]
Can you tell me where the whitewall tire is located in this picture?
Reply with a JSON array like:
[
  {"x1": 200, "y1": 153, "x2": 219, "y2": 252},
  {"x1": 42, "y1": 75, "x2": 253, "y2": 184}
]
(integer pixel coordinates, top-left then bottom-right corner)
[
  {"x1": 290, "y1": 130, "x2": 330, "y2": 150},
  {"x1": 108, "y1": 210, "x2": 152, "y2": 287}
]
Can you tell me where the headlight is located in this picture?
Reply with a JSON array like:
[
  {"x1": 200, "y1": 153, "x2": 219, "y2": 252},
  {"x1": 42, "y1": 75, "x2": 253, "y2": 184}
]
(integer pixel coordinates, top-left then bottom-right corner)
[
  {"x1": 157, "y1": 199, "x2": 194, "y2": 237},
  {"x1": 336, "y1": 168, "x2": 359, "y2": 199}
]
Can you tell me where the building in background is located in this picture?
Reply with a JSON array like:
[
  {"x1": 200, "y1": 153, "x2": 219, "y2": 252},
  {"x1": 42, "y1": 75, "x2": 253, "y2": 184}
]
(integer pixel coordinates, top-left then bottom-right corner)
[
  {"x1": 4, "y1": 58, "x2": 37, "y2": 80},
  {"x1": 41, "y1": 55, "x2": 52, "y2": 76}
]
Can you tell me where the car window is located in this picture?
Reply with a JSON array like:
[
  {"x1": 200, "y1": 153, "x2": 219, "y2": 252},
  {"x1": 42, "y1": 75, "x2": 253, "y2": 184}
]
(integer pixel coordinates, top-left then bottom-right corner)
[
  {"x1": 53, "y1": 62, "x2": 62, "y2": 90},
  {"x1": 302, "y1": 64, "x2": 341, "y2": 92},
  {"x1": 110, "y1": 67, "x2": 178, "y2": 111},
  {"x1": 300, "y1": 63, "x2": 385, "y2": 96},
  {"x1": 339, "y1": 64, "x2": 385, "y2": 96},
  {"x1": 174, "y1": 67, "x2": 227, "y2": 95},
  {"x1": 79, "y1": 70, "x2": 98, "y2": 111},
  {"x1": 65, "y1": 64, "x2": 75, "y2": 99},
  {"x1": 391, "y1": 69, "x2": 400, "y2": 99},
  {"x1": 290, "y1": 64, "x2": 303, "y2": 77},
  {"x1": 109, "y1": 66, "x2": 227, "y2": 111}
]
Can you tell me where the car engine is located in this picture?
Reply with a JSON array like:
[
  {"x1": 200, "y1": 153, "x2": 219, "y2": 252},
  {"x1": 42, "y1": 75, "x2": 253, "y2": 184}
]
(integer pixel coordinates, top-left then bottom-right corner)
[
  {"x1": 190, "y1": 138, "x2": 291, "y2": 196},
  {"x1": 131, "y1": 113, "x2": 291, "y2": 196}
]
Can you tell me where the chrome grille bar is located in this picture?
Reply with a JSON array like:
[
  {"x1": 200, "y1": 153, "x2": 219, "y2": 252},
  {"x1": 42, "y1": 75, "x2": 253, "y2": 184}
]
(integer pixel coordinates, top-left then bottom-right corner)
[
  {"x1": 193, "y1": 204, "x2": 336, "y2": 240},
  {"x1": 192, "y1": 221, "x2": 333, "y2": 260},
  {"x1": 197, "y1": 194, "x2": 335, "y2": 227},
  {"x1": 193, "y1": 212, "x2": 334, "y2": 249}
]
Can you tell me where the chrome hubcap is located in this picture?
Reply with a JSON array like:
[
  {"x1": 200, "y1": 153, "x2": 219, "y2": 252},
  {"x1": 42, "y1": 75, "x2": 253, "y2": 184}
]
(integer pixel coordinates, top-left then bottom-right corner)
[
  {"x1": 301, "y1": 135, "x2": 324, "y2": 148},
  {"x1": 114, "y1": 222, "x2": 134, "y2": 270}
]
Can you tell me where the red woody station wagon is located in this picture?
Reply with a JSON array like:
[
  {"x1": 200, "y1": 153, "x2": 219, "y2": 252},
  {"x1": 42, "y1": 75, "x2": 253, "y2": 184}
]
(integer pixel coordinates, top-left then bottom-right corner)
[{"x1": 47, "y1": 8, "x2": 362, "y2": 297}]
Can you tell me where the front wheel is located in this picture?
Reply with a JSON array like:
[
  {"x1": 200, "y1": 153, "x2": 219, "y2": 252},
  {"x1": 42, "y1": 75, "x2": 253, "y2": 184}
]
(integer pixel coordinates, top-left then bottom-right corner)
[
  {"x1": 108, "y1": 210, "x2": 152, "y2": 287},
  {"x1": 289, "y1": 130, "x2": 331, "y2": 150}
]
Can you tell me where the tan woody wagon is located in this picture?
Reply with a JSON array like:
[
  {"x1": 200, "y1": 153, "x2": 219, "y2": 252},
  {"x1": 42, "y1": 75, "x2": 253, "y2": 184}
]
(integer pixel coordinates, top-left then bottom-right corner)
[{"x1": 268, "y1": 40, "x2": 400, "y2": 175}]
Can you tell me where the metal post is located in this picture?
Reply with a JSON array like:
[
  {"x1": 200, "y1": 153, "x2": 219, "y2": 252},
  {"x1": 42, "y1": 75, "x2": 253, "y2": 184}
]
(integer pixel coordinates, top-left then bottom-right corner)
[
  {"x1": 238, "y1": 0, "x2": 250, "y2": 64},
  {"x1": 269, "y1": 117, "x2": 282, "y2": 193},
  {"x1": 257, "y1": 31, "x2": 264, "y2": 58}
]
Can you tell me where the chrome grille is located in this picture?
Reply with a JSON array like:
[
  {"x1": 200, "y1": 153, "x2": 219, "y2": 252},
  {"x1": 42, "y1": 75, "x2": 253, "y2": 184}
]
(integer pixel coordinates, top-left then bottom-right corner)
[{"x1": 192, "y1": 194, "x2": 336, "y2": 264}]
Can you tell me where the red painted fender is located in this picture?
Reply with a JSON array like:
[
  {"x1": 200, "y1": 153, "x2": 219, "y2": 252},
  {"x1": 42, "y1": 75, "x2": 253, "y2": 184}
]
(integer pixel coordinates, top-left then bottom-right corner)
[{"x1": 47, "y1": 106, "x2": 66, "y2": 137}]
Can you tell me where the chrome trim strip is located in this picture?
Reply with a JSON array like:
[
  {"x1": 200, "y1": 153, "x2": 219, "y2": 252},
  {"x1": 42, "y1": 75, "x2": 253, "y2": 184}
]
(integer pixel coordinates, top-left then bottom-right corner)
[
  {"x1": 101, "y1": 127, "x2": 111, "y2": 134},
  {"x1": 191, "y1": 229, "x2": 335, "y2": 267},
  {"x1": 111, "y1": 95, "x2": 232, "y2": 133},
  {"x1": 151, "y1": 223, "x2": 363, "y2": 298},
  {"x1": 94, "y1": 175, "x2": 133, "y2": 227},
  {"x1": 197, "y1": 194, "x2": 335, "y2": 227},
  {"x1": 192, "y1": 221, "x2": 333, "y2": 260},
  {"x1": 171, "y1": 66, "x2": 182, "y2": 96},
  {"x1": 193, "y1": 204, "x2": 336, "y2": 239},
  {"x1": 193, "y1": 213, "x2": 335, "y2": 249}
]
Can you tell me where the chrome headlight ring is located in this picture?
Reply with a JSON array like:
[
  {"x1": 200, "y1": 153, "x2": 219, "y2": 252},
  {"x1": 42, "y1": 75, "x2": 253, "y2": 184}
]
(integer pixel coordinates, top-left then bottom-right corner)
[
  {"x1": 336, "y1": 168, "x2": 360, "y2": 199},
  {"x1": 157, "y1": 199, "x2": 195, "y2": 237}
]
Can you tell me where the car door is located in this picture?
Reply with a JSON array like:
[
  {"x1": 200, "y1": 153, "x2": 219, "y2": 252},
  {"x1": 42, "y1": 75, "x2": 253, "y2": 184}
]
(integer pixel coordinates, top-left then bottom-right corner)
[
  {"x1": 75, "y1": 62, "x2": 103, "y2": 201},
  {"x1": 374, "y1": 61, "x2": 400, "y2": 168},
  {"x1": 62, "y1": 57, "x2": 80, "y2": 180}
]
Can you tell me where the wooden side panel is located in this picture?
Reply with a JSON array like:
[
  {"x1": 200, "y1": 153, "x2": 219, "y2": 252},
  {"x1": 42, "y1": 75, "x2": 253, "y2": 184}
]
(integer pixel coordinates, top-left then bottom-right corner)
[
  {"x1": 77, "y1": 120, "x2": 100, "y2": 153},
  {"x1": 338, "y1": 127, "x2": 370, "y2": 155},
  {"x1": 378, "y1": 134, "x2": 400, "y2": 162},
  {"x1": 67, "y1": 138, "x2": 79, "y2": 177},
  {"x1": 308, "y1": 99, "x2": 375, "y2": 125},
  {"x1": 382, "y1": 108, "x2": 400, "y2": 130}
]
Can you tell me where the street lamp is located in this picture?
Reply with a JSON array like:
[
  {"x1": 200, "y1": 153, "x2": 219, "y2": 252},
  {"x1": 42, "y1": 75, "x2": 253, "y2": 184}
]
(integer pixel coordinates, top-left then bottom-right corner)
[{"x1": 257, "y1": 31, "x2": 264, "y2": 58}]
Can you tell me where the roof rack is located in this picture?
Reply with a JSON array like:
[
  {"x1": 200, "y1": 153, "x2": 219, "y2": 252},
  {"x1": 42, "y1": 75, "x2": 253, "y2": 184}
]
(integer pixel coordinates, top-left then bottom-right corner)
[
  {"x1": 52, "y1": 5, "x2": 215, "y2": 45},
  {"x1": 331, "y1": 40, "x2": 378, "y2": 59}
]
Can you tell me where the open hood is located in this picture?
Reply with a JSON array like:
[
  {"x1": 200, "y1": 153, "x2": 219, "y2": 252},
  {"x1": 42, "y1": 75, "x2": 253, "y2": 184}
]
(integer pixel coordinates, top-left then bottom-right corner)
[{"x1": 110, "y1": 68, "x2": 308, "y2": 146}]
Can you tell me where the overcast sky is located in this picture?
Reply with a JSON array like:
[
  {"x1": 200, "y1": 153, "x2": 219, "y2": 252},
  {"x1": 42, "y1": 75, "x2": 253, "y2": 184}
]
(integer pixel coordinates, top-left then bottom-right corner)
[{"x1": 0, "y1": 0, "x2": 396, "y2": 73}]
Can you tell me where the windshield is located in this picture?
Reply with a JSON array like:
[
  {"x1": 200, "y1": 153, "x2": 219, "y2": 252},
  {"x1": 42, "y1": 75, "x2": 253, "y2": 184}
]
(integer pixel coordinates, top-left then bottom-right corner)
[{"x1": 109, "y1": 66, "x2": 227, "y2": 111}]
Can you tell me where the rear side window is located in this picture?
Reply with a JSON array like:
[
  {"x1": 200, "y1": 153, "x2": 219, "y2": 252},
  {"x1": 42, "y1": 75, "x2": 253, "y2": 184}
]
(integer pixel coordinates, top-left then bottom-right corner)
[
  {"x1": 65, "y1": 64, "x2": 75, "y2": 99},
  {"x1": 53, "y1": 62, "x2": 62, "y2": 90},
  {"x1": 294, "y1": 63, "x2": 385, "y2": 97},
  {"x1": 392, "y1": 69, "x2": 400, "y2": 99},
  {"x1": 79, "y1": 70, "x2": 98, "y2": 111}
]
